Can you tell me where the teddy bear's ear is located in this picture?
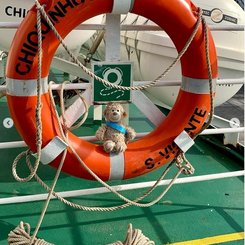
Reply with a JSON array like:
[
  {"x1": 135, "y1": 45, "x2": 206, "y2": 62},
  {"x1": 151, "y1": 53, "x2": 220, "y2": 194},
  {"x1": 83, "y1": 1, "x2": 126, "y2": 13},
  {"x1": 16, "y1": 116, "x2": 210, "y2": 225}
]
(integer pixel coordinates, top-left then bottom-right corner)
[{"x1": 123, "y1": 111, "x2": 127, "y2": 117}]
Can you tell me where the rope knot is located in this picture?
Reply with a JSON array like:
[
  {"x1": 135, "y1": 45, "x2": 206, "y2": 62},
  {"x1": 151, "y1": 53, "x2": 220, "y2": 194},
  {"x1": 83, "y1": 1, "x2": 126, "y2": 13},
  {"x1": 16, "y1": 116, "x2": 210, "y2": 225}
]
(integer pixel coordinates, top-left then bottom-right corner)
[
  {"x1": 175, "y1": 153, "x2": 195, "y2": 175},
  {"x1": 8, "y1": 222, "x2": 54, "y2": 245},
  {"x1": 110, "y1": 224, "x2": 155, "y2": 245}
]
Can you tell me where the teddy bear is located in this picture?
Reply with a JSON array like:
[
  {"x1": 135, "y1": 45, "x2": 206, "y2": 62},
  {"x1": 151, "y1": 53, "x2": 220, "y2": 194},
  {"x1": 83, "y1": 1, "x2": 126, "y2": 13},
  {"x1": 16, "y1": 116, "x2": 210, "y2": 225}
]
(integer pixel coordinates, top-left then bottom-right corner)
[{"x1": 95, "y1": 102, "x2": 136, "y2": 153}]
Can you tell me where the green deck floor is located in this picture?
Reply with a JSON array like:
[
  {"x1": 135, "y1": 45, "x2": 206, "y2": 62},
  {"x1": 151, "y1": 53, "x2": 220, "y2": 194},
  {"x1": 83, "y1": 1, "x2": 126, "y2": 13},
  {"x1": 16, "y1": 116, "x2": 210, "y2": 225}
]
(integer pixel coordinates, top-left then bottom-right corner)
[{"x1": 0, "y1": 98, "x2": 244, "y2": 244}]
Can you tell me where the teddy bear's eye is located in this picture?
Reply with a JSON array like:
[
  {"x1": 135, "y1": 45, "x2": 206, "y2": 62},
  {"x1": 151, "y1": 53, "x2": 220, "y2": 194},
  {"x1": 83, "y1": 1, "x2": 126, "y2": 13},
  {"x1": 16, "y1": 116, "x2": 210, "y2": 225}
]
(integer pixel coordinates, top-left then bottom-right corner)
[
  {"x1": 117, "y1": 110, "x2": 119, "y2": 112},
  {"x1": 112, "y1": 109, "x2": 115, "y2": 112}
]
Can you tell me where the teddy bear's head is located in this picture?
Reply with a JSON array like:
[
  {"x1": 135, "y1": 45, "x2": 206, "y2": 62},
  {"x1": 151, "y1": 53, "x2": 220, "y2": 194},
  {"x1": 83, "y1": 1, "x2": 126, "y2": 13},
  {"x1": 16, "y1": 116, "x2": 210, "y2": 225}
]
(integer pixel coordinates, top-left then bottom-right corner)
[{"x1": 104, "y1": 102, "x2": 126, "y2": 123}]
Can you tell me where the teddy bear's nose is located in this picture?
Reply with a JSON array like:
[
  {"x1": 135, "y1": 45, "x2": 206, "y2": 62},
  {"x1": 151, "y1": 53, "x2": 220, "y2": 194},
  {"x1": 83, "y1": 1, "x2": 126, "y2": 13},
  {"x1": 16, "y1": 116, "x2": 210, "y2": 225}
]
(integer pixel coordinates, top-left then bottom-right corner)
[{"x1": 113, "y1": 112, "x2": 118, "y2": 116}]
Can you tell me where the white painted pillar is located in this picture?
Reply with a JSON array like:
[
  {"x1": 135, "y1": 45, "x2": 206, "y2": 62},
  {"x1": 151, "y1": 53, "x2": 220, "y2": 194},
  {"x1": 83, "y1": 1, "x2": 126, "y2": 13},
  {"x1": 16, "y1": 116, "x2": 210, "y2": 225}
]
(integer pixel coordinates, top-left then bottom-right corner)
[{"x1": 93, "y1": 14, "x2": 127, "y2": 121}]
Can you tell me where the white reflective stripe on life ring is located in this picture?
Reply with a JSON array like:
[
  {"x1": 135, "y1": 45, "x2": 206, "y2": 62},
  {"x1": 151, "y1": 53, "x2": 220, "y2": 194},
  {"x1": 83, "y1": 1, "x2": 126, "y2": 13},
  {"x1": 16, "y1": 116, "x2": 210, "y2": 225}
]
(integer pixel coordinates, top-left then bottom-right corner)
[
  {"x1": 181, "y1": 76, "x2": 216, "y2": 94},
  {"x1": 112, "y1": 0, "x2": 135, "y2": 14},
  {"x1": 33, "y1": 136, "x2": 68, "y2": 165},
  {"x1": 109, "y1": 152, "x2": 125, "y2": 180},
  {"x1": 6, "y1": 77, "x2": 48, "y2": 96}
]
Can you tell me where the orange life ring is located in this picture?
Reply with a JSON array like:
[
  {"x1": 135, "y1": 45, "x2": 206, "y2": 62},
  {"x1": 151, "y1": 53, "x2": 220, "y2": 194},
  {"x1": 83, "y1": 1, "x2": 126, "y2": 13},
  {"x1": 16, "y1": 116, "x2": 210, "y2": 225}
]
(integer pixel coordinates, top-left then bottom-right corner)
[{"x1": 6, "y1": 0, "x2": 218, "y2": 181}]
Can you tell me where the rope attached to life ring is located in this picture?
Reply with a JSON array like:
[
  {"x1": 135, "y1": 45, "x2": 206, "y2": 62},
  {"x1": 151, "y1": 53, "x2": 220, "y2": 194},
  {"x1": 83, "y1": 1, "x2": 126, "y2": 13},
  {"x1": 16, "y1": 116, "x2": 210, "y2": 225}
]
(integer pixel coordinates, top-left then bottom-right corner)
[{"x1": 8, "y1": 1, "x2": 214, "y2": 244}]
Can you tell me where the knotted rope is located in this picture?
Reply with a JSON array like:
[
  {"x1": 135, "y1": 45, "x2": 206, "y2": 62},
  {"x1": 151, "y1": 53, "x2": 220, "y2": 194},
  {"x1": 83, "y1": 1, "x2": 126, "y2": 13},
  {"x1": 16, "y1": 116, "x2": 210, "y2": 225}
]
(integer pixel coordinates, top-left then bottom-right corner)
[
  {"x1": 8, "y1": 222, "x2": 54, "y2": 245},
  {"x1": 110, "y1": 224, "x2": 155, "y2": 245}
]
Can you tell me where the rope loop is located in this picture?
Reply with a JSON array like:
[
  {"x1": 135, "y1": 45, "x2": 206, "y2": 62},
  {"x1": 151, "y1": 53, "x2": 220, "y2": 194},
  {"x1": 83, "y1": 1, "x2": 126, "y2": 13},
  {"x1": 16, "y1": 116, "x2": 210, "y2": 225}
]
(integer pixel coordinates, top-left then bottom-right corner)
[
  {"x1": 12, "y1": 150, "x2": 36, "y2": 182},
  {"x1": 57, "y1": 80, "x2": 89, "y2": 131}
]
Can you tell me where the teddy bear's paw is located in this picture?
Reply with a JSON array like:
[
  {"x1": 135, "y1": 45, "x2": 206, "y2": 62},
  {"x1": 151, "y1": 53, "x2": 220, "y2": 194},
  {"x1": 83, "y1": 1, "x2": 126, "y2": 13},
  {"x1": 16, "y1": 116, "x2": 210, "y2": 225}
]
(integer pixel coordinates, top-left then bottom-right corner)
[
  {"x1": 114, "y1": 142, "x2": 127, "y2": 153},
  {"x1": 126, "y1": 128, "x2": 136, "y2": 141},
  {"x1": 104, "y1": 140, "x2": 115, "y2": 153}
]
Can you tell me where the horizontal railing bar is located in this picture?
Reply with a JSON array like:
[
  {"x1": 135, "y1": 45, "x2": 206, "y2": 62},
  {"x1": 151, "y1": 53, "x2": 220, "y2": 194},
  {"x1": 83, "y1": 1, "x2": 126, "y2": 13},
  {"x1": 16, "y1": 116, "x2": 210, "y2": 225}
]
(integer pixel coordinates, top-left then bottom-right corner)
[
  {"x1": 209, "y1": 25, "x2": 244, "y2": 31},
  {"x1": 0, "y1": 128, "x2": 244, "y2": 149},
  {"x1": 0, "y1": 22, "x2": 243, "y2": 31},
  {"x1": 133, "y1": 78, "x2": 245, "y2": 87},
  {"x1": 0, "y1": 78, "x2": 243, "y2": 92},
  {"x1": 200, "y1": 127, "x2": 244, "y2": 135},
  {"x1": 215, "y1": 78, "x2": 244, "y2": 85},
  {"x1": 0, "y1": 22, "x2": 19, "y2": 28},
  {"x1": 48, "y1": 83, "x2": 91, "y2": 90},
  {"x1": 0, "y1": 170, "x2": 243, "y2": 205}
]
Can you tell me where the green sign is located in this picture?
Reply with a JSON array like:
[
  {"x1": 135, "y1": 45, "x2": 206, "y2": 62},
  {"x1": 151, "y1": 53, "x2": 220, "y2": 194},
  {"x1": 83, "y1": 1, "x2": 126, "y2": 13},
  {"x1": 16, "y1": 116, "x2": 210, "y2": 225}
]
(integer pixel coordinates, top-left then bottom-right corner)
[{"x1": 92, "y1": 62, "x2": 132, "y2": 104}]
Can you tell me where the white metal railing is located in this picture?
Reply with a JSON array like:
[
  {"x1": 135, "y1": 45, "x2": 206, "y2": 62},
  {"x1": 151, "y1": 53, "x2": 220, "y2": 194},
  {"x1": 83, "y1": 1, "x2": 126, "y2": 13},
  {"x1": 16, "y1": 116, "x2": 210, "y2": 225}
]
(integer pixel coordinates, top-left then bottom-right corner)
[
  {"x1": 0, "y1": 127, "x2": 244, "y2": 150},
  {"x1": 0, "y1": 170, "x2": 243, "y2": 205},
  {"x1": 0, "y1": 78, "x2": 244, "y2": 92},
  {"x1": 0, "y1": 22, "x2": 244, "y2": 31}
]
